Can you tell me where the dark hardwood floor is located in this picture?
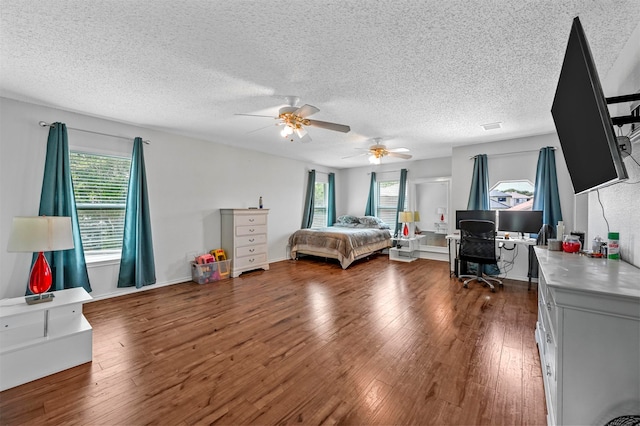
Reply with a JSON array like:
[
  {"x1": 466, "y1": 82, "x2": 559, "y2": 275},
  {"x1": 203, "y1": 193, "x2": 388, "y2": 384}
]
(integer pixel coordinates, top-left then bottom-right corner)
[{"x1": 0, "y1": 255, "x2": 546, "y2": 425}]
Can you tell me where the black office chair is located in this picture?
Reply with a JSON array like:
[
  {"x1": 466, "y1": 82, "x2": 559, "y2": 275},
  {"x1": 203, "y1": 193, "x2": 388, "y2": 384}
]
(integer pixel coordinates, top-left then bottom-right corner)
[{"x1": 458, "y1": 219, "x2": 502, "y2": 292}]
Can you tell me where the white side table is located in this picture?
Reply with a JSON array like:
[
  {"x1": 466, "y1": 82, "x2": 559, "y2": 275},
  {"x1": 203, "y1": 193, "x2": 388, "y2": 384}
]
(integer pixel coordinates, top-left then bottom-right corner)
[
  {"x1": 389, "y1": 235, "x2": 425, "y2": 262},
  {"x1": 0, "y1": 287, "x2": 93, "y2": 391}
]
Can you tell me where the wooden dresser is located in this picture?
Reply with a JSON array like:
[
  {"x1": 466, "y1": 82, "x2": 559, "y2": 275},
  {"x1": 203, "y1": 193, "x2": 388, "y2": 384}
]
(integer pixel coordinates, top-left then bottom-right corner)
[
  {"x1": 220, "y1": 208, "x2": 269, "y2": 278},
  {"x1": 534, "y1": 247, "x2": 640, "y2": 425}
]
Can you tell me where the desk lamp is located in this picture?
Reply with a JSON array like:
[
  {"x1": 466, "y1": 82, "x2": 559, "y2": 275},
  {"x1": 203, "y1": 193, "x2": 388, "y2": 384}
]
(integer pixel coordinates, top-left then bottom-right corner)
[{"x1": 7, "y1": 216, "x2": 74, "y2": 304}]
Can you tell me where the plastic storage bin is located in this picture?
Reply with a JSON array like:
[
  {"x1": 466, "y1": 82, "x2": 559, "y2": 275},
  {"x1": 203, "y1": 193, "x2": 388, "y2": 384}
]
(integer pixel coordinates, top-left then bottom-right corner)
[{"x1": 190, "y1": 260, "x2": 231, "y2": 284}]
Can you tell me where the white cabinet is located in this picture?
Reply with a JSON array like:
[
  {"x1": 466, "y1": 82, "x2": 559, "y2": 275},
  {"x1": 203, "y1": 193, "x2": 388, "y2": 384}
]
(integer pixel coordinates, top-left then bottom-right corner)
[
  {"x1": 534, "y1": 247, "x2": 640, "y2": 425},
  {"x1": 220, "y1": 209, "x2": 269, "y2": 278},
  {"x1": 0, "y1": 287, "x2": 93, "y2": 391},
  {"x1": 389, "y1": 236, "x2": 424, "y2": 262}
]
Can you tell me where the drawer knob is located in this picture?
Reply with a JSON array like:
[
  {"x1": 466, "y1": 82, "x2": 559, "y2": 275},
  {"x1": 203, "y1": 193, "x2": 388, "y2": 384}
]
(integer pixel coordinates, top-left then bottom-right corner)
[
  {"x1": 249, "y1": 218, "x2": 255, "y2": 222},
  {"x1": 249, "y1": 228, "x2": 255, "y2": 232},
  {"x1": 546, "y1": 333, "x2": 552, "y2": 344},
  {"x1": 546, "y1": 302, "x2": 552, "y2": 312},
  {"x1": 249, "y1": 248, "x2": 255, "y2": 253},
  {"x1": 249, "y1": 238, "x2": 255, "y2": 242},
  {"x1": 546, "y1": 364, "x2": 552, "y2": 376},
  {"x1": 249, "y1": 258, "x2": 255, "y2": 263}
]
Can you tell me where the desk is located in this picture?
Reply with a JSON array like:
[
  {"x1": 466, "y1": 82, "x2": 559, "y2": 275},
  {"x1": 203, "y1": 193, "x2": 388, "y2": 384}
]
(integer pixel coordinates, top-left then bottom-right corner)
[{"x1": 446, "y1": 234, "x2": 537, "y2": 281}]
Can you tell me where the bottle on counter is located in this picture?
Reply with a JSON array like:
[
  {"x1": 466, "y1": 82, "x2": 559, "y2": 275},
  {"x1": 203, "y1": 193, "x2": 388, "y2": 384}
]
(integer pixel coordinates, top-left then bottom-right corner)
[{"x1": 259, "y1": 196, "x2": 263, "y2": 209}]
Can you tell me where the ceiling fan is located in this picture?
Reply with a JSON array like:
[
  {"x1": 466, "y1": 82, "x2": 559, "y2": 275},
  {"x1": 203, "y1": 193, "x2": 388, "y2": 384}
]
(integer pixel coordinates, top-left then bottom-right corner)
[
  {"x1": 236, "y1": 96, "x2": 350, "y2": 143},
  {"x1": 344, "y1": 138, "x2": 412, "y2": 164}
]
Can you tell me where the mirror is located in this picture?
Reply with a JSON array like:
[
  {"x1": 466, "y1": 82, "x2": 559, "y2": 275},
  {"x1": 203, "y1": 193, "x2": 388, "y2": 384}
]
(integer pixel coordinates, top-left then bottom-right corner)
[{"x1": 408, "y1": 177, "x2": 451, "y2": 256}]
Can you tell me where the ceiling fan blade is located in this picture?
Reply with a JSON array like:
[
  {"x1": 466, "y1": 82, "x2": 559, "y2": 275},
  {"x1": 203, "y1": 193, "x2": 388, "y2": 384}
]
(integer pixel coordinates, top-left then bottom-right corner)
[
  {"x1": 387, "y1": 152, "x2": 413, "y2": 159},
  {"x1": 298, "y1": 132, "x2": 312, "y2": 143},
  {"x1": 388, "y1": 147, "x2": 410, "y2": 153},
  {"x1": 342, "y1": 152, "x2": 369, "y2": 159},
  {"x1": 246, "y1": 124, "x2": 276, "y2": 134},
  {"x1": 306, "y1": 119, "x2": 351, "y2": 133},
  {"x1": 234, "y1": 113, "x2": 276, "y2": 118},
  {"x1": 294, "y1": 104, "x2": 320, "y2": 118}
]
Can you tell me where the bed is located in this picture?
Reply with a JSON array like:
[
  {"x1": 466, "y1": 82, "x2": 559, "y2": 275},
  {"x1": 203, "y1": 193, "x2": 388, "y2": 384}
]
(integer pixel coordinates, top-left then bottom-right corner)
[{"x1": 288, "y1": 215, "x2": 392, "y2": 269}]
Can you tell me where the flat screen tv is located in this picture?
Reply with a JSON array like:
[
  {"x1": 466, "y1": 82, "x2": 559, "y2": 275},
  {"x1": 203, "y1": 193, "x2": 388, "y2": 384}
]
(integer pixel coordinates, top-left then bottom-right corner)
[
  {"x1": 551, "y1": 17, "x2": 628, "y2": 194},
  {"x1": 455, "y1": 210, "x2": 496, "y2": 229},
  {"x1": 497, "y1": 210, "x2": 543, "y2": 234}
]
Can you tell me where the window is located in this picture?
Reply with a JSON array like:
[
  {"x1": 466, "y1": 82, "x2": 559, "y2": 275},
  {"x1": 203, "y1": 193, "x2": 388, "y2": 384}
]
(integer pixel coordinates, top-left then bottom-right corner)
[
  {"x1": 311, "y1": 182, "x2": 327, "y2": 228},
  {"x1": 377, "y1": 180, "x2": 406, "y2": 230},
  {"x1": 70, "y1": 151, "x2": 131, "y2": 256},
  {"x1": 490, "y1": 180, "x2": 534, "y2": 210}
]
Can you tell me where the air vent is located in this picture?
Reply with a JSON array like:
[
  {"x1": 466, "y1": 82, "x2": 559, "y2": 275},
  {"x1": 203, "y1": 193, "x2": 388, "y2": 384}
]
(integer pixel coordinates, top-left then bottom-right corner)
[{"x1": 481, "y1": 122, "x2": 502, "y2": 131}]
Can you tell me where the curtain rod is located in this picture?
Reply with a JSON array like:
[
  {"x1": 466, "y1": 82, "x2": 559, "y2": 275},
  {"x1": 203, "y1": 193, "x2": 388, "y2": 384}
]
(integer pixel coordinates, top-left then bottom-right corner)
[
  {"x1": 39, "y1": 121, "x2": 151, "y2": 145},
  {"x1": 469, "y1": 147, "x2": 555, "y2": 160}
]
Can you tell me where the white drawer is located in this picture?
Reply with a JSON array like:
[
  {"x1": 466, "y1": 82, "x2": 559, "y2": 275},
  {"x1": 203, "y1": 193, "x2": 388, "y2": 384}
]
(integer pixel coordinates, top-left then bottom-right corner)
[
  {"x1": 236, "y1": 234, "x2": 267, "y2": 247},
  {"x1": 236, "y1": 244, "x2": 267, "y2": 258},
  {"x1": 234, "y1": 253, "x2": 267, "y2": 269},
  {"x1": 48, "y1": 303, "x2": 83, "y2": 320},
  {"x1": 236, "y1": 225, "x2": 267, "y2": 237},
  {"x1": 236, "y1": 214, "x2": 266, "y2": 226}
]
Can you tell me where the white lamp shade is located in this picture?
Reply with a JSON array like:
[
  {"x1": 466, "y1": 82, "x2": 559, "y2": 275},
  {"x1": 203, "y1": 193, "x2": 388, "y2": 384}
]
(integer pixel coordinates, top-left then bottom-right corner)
[
  {"x1": 7, "y1": 216, "x2": 74, "y2": 252},
  {"x1": 398, "y1": 211, "x2": 414, "y2": 223}
]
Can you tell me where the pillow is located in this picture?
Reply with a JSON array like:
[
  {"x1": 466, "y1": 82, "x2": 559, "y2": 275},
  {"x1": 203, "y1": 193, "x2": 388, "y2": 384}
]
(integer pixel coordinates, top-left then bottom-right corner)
[
  {"x1": 337, "y1": 215, "x2": 360, "y2": 224},
  {"x1": 358, "y1": 216, "x2": 390, "y2": 229},
  {"x1": 333, "y1": 222, "x2": 358, "y2": 228}
]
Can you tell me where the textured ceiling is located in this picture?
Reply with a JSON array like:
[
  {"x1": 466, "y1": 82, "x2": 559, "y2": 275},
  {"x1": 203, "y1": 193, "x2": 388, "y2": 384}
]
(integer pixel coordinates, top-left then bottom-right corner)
[{"x1": 1, "y1": 1, "x2": 639, "y2": 168}]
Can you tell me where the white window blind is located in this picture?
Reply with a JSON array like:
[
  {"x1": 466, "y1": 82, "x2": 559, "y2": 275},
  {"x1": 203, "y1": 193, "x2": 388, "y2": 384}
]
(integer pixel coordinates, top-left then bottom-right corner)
[
  {"x1": 70, "y1": 151, "x2": 131, "y2": 253},
  {"x1": 311, "y1": 182, "x2": 327, "y2": 228},
  {"x1": 377, "y1": 180, "x2": 406, "y2": 230}
]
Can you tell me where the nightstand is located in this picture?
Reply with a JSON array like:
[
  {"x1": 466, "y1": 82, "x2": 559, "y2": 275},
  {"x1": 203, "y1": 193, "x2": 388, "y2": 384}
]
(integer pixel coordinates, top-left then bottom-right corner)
[{"x1": 389, "y1": 235, "x2": 424, "y2": 262}]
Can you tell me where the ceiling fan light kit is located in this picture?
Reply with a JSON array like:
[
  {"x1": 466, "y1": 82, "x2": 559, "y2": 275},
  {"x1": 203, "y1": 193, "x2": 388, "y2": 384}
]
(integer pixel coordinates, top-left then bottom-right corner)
[{"x1": 238, "y1": 97, "x2": 350, "y2": 143}]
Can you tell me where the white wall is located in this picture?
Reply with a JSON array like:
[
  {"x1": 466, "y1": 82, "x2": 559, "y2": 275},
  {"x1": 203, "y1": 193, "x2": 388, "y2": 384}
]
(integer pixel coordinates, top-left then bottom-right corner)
[
  {"x1": 1, "y1": 97, "x2": 336, "y2": 300},
  {"x1": 338, "y1": 157, "x2": 452, "y2": 218},
  {"x1": 451, "y1": 133, "x2": 576, "y2": 281},
  {"x1": 451, "y1": 133, "x2": 576, "y2": 231},
  {"x1": 588, "y1": 20, "x2": 640, "y2": 266}
]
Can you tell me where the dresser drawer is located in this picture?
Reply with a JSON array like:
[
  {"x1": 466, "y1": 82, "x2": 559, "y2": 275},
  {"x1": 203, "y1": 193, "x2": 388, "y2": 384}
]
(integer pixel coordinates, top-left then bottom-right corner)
[
  {"x1": 234, "y1": 253, "x2": 267, "y2": 269},
  {"x1": 236, "y1": 234, "x2": 267, "y2": 247},
  {"x1": 236, "y1": 225, "x2": 267, "y2": 237},
  {"x1": 236, "y1": 214, "x2": 267, "y2": 226},
  {"x1": 236, "y1": 244, "x2": 267, "y2": 258}
]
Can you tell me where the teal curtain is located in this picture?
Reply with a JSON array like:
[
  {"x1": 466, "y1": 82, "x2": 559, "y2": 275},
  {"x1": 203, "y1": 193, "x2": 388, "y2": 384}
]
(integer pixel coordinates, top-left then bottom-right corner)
[
  {"x1": 327, "y1": 172, "x2": 336, "y2": 226},
  {"x1": 364, "y1": 172, "x2": 376, "y2": 216},
  {"x1": 466, "y1": 155, "x2": 497, "y2": 275},
  {"x1": 467, "y1": 154, "x2": 490, "y2": 210},
  {"x1": 393, "y1": 169, "x2": 408, "y2": 238},
  {"x1": 301, "y1": 169, "x2": 316, "y2": 229},
  {"x1": 117, "y1": 137, "x2": 156, "y2": 288},
  {"x1": 33, "y1": 122, "x2": 91, "y2": 294},
  {"x1": 533, "y1": 147, "x2": 563, "y2": 236}
]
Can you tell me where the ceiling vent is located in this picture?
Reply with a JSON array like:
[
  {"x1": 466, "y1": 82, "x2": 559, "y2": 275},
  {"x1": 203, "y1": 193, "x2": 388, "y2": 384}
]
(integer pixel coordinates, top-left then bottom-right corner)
[{"x1": 481, "y1": 122, "x2": 502, "y2": 131}]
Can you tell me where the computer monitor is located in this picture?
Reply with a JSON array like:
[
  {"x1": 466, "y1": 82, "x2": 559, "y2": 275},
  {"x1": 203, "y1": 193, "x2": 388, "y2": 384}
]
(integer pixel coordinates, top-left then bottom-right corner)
[
  {"x1": 455, "y1": 210, "x2": 497, "y2": 230},
  {"x1": 497, "y1": 210, "x2": 543, "y2": 234}
]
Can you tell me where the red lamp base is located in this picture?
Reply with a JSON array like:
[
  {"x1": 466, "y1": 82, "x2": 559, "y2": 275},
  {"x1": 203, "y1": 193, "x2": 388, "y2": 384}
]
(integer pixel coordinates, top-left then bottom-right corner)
[
  {"x1": 29, "y1": 251, "x2": 52, "y2": 295},
  {"x1": 403, "y1": 223, "x2": 409, "y2": 237}
]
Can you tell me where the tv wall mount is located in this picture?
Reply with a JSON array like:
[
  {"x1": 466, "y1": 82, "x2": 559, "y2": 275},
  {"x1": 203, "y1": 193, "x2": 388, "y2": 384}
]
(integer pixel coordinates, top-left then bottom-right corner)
[{"x1": 607, "y1": 92, "x2": 640, "y2": 126}]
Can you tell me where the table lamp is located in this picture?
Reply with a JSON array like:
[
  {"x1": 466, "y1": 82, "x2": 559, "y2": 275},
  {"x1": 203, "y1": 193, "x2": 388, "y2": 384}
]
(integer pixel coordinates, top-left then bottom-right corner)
[
  {"x1": 7, "y1": 216, "x2": 74, "y2": 304},
  {"x1": 399, "y1": 211, "x2": 414, "y2": 238}
]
